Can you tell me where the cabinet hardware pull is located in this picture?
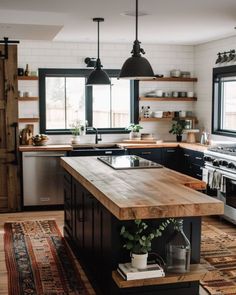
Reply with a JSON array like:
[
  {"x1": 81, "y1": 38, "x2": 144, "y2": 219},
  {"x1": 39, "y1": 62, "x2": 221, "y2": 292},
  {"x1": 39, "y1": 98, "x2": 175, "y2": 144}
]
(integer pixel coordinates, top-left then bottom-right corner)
[
  {"x1": 167, "y1": 150, "x2": 175, "y2": 153},
  {"x1": 196, "y1": 174, "x2": 202, "y2": 177},
  {"x1": 195, "y1": 157, "x2": 202, "y2": 160},
  {"x1": 184, "y1": 154, "x2": 190, "y2": 157},
  {"x1": 141, "y1": 152, "x2": 151, "y2": 155}
]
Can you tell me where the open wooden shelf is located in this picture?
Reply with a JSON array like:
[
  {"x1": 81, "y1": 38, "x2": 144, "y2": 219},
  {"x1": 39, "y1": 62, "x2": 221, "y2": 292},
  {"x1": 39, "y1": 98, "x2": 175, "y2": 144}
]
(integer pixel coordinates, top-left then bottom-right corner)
[
  {"x1": 139, "y1": 97, "x2": 197, "y2": 102},
  {"x1": 18, "y1": 96, "x2": 39, "y2": 101},
  {"x1": 112, "y1": 264, "x2": 207, "y2": 288},
  {"x1": 139, "y1": 77, "x2": 198, "y2": 82},
  {"x1": 17, "y1": 76, "x2": 38, "y2": 81},
  {"x1": 18, "y1": 118, "x2": 39, "y2": 123},
  {"x1": 139, "y1": 117, "x2": 197, "y2": 122}
]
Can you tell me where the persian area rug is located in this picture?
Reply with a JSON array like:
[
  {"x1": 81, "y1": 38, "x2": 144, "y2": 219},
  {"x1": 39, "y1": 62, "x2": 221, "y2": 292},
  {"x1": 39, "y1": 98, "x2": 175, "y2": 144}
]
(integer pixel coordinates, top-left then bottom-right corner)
[
  {"x1": 4, "y1": 220, "x2": 92, "y2": 295},
  {"x1": 201, "y1": 221, "x2": 236, "y2": 295}
]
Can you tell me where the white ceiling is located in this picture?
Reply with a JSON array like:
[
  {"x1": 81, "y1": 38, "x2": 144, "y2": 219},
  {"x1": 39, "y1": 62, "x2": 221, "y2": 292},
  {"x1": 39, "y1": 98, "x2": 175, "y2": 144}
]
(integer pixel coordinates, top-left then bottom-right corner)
[{"x1": 0, "y1": 0, "x2": 236, "y2": 45}]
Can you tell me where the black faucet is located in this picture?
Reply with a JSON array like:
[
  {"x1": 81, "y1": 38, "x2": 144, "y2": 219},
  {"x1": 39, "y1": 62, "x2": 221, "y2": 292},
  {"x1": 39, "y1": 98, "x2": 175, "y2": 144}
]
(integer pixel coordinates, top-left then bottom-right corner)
[{"x1": 86, "y1": 127, "x2": 102, "y2": 144}]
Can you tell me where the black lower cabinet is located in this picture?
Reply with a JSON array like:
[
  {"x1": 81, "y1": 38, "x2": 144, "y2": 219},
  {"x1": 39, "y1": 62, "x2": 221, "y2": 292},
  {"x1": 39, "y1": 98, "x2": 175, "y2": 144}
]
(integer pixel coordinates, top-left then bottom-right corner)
[
  {"x1": 63, "y1": 172, "x2": 202, "y2": 295},
  {"x1": 178, "y1": 149, "x2": 204, "y2": 180}
]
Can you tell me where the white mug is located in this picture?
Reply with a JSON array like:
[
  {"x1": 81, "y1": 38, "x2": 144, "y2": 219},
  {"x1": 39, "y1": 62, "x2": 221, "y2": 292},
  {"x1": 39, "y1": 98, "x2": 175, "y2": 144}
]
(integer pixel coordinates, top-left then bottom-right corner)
[
  {"x1": 156, "y1": 90, "x2": 163, "y2": 97},
  {"x1": 187, "y1": 91, "x2": 194, "y2": 98}
]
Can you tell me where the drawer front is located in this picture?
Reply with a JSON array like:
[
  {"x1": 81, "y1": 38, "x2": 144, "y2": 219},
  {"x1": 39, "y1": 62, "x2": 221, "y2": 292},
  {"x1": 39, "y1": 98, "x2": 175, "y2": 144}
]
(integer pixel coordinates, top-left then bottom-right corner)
[{"x1": 128, "y1": 148, "x2": 163, "y2": 164}]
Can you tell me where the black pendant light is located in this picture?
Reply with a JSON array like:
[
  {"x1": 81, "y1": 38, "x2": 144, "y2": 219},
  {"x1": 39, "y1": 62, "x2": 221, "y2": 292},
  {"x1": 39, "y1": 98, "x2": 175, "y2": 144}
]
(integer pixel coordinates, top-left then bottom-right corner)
[
  {"x1": 86, "y1": 18, "x2": 110, "y2": 86},
  {"x1": 119, "y1": 0, "x2": 154, "y2": 80}
]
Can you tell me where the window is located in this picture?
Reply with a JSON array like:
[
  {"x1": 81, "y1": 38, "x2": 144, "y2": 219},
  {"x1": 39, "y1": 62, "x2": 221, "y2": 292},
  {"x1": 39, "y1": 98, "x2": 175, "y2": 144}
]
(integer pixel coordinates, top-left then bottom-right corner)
[
  {"x1": 212, "y1": 66, "x2": 236, "y2": 137},
  {"x1": 39, "y1": 69, "x2": 138, "y2": 134}
]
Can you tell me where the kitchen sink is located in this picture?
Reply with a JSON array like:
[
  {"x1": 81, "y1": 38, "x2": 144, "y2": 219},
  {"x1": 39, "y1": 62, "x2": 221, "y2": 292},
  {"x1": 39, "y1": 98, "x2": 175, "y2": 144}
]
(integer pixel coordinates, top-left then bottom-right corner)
[{"x1": 68, "y1": 144, "x2": 126, "y2": 157}]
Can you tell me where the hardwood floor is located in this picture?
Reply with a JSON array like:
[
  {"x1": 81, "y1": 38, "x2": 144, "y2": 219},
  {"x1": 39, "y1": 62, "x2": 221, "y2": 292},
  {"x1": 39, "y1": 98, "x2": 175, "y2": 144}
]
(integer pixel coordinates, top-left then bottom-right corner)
[
  {"x1": 0, "y1": 210, "x2": 95, "y2": 295},
  {"x1": 0, "y1": 211, "x2": 234, "y2": 295}
]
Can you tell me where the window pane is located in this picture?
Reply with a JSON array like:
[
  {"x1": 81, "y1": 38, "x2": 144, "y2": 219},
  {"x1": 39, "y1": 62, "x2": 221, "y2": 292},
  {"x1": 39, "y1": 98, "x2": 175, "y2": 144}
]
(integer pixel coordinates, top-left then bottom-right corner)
[
  {"x1": 111, "y1": 78, "x2": 130, "y2": 128},
  {"x1": 45, "y1": 77, "x2": 85, "y2": 130},
  {"x1": 92, "y1": 78, "x2": 130, "y2": 128},
  {"x1": 221, "y1": 81, "x2": 236, "y2": 131},
  {"x1": 66, "y1": 78, "x2": 85, "y2": 128},
  {"x1": 46, "y1": 77, "x2": 65, "y2": 129},
  {"x1": 93, "y1": 85, "x2": 110, "y2": 128}
]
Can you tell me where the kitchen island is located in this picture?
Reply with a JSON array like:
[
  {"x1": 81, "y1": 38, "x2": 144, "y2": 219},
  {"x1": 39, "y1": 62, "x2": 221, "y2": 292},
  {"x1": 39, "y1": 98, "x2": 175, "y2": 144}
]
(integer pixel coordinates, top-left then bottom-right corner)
[{"x1": 61, "y1": 156, "x2": 223, "y2": 295}]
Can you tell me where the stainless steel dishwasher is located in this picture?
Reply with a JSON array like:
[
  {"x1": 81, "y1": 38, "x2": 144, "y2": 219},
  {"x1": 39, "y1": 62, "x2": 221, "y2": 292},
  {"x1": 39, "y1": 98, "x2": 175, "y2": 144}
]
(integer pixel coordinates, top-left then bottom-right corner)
[{"x1": 22, "y1": 151, "x2": 66, "y2": 207}]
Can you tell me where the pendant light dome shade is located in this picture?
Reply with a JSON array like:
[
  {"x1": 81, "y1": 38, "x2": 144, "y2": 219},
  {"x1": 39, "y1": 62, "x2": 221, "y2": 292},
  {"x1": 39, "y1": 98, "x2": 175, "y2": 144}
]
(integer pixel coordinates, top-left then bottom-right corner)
[
  {"x1": 86, "y1": 18, "x2": 110, "y2": 86},
  {"x1": 119, "y1": 0, "x2": 154, "y2": 80}
]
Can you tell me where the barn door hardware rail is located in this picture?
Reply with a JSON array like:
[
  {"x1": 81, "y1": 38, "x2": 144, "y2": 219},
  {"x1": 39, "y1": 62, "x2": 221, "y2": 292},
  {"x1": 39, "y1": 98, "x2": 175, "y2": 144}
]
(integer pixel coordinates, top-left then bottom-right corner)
[{"x1": 0, "y1": 37, "x2": 19, "y2": 60}]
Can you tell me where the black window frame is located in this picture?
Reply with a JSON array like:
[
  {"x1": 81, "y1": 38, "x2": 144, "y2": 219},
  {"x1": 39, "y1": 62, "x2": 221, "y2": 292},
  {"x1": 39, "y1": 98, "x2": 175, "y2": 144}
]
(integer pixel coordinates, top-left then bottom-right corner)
[
  {"x1": 39, "y1": 68, "x2": 139, "y2": 135},
  {"x1": 212, "y1": 65, "x2": 236, "y2": 138}
]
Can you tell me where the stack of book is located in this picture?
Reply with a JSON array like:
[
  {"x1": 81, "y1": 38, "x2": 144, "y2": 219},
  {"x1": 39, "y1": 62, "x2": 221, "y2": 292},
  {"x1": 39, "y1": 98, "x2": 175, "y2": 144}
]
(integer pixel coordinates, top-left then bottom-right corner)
[{"x1": 117, "y1": 263, "x2": 165, "y2": 281}]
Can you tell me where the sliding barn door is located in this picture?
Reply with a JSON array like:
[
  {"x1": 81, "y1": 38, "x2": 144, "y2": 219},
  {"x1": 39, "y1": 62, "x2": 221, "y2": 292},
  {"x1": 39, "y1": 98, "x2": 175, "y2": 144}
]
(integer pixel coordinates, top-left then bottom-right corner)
[{"x1": 0, "y1": 45, "x2": 21, "y2": 212}]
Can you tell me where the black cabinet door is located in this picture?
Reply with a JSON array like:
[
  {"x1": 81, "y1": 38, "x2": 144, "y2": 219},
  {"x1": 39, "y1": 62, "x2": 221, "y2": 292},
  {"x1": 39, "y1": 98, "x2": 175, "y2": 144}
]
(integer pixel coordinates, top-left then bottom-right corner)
[
  {"x1": 74, "y1": 181, "x2": 84, "y2": 251},
  {"x1": 64, "y1": 171, "x2": 73, "y2": 237},
  {"x1": 179, "y1": 148, "x2": 204, "y2": 179},
  {"x1": 162, "y1": 148, "x2": 179, "y2": 170},
  {"x1": 83, "y1": 193, "x2": 94, "y2": 265},
  {"x1": 128, "y1": 148, "x2": 163, "y2": 164}
]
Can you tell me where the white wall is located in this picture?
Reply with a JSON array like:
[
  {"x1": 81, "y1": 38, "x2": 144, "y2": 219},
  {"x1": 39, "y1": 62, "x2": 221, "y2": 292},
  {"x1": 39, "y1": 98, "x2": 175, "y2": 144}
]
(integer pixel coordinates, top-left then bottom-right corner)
[
  {"x1": 194, "y1": 35, "x2": 236, "y2": 144},
  {"x1": 18, "y1": 40, "x2": 196, "y2": 144}
]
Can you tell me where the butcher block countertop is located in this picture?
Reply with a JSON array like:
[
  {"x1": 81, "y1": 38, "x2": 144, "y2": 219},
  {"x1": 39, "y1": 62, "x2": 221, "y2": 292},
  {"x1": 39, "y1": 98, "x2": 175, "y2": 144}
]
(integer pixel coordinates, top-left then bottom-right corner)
[
  {"x1": 19, "y1": 142, "x2": 209, "y2": 152},
  {"x1": 60, "y1": 156, "x2": 223, "y2": 220},
  {"x1": 19, "y1": 144, "x2": 72, "y2": 151}
]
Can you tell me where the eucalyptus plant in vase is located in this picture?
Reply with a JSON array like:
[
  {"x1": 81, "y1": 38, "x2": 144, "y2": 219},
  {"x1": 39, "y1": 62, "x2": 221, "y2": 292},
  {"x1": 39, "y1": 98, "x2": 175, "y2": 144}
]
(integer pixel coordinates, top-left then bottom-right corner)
[
  {"x1": 120, "y1": 219, "x2": 171, "y2": 269},
  {"x1": 127, "y1": 123, "x2": 143, "y2": 140},
  {"x1": 70, "y1": 120, "x2": 83, "y2": 144}
]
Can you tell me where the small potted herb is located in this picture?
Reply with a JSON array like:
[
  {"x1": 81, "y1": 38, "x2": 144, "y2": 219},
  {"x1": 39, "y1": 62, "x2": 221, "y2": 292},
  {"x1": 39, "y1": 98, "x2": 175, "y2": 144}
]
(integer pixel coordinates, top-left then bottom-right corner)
[
  {"x1": 120, "y1": 219, "x2": 171, "y2": 269},
  {"x1": 70, "y1": 120, "x2": 83, "y2": 144},
  {"x1": 127, "y1": 124, "x2": 143, "y2": 140},
  {"x1": 169, "y1": 120, "x2": 186, "y2": 142}
]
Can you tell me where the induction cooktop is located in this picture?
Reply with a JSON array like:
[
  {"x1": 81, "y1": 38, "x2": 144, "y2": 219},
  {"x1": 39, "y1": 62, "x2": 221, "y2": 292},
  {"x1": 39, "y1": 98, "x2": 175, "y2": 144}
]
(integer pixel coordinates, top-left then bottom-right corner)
[{"x1": 97, "y1": 155, "x2": 163, "y2": 170}]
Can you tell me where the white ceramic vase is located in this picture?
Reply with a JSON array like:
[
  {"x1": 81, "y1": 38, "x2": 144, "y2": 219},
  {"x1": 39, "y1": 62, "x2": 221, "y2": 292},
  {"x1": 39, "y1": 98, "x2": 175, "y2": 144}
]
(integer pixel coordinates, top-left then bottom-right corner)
[
  {"x1": 131, "y1": 253, "x2": 148, "y2": 269},
  {"x1": 129, "y1": 131, "x2": 141, "y2": 140},
  {"x1": 71, "y1": 135, "x2": 80, "y2": 144}
]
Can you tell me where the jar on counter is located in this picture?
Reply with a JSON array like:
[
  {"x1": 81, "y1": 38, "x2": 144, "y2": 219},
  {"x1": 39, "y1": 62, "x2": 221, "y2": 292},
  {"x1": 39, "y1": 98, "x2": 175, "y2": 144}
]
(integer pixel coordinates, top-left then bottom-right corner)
[{"x1": 166, "y1": 219, "x2": 191, "y2": 273}]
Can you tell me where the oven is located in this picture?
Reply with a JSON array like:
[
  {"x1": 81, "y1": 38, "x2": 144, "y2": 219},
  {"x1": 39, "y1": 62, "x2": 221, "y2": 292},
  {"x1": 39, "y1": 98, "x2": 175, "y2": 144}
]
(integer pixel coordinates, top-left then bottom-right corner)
[{"x1": 203, "y1": 146, "x2": 236, "y2": 224}]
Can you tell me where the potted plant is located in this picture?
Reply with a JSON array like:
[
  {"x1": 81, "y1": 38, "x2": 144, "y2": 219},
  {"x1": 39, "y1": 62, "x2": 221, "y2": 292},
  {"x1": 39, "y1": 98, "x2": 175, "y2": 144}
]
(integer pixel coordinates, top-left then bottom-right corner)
[
  {"x1": 120, "y1": 219, "x2": 171, "y2": 269},
  {"x1": 127, "y1": 124, "x2": 143, "y2": 140},
  {"x1": 169, "y1": 120, "x2": 186, "y2": 142},
  {"x1": 70, "y1": 120, "x2": 83, "y2": 144}
]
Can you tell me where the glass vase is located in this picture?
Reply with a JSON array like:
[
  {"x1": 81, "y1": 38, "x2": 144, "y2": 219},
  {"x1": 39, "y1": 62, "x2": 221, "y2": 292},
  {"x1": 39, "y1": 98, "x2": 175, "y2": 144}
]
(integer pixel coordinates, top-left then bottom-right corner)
[{"x1": 166, "y1": 219, "x2": 191, "y2": 273}]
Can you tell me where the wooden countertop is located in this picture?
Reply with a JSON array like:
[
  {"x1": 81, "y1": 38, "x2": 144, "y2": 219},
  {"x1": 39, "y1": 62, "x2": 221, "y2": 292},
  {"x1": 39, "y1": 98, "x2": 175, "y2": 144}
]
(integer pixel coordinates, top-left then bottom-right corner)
[
  {"x1": 60, "y1": 156, "x2": 223, "y2": 220},
  {"x1": 118, "y1": 142, "x2": 209, "y2": 152},
  {"x1": 19, "y1": 145, "x2": 72, "y2": 151},
  {"x1": 19, "y1": 142, "x2": 209, "y2": 152}
]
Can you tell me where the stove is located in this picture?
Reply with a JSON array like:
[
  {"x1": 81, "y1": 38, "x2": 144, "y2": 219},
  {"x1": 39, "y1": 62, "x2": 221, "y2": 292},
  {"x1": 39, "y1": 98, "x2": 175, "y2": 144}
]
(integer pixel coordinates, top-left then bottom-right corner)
[
  {"x1": 204, "y1": 144, "x2": 236, "y2": 224},
  {"x1": 97, "y1": 155, "x2": 163, "y2": 170},
  {"x1": 204, "y1": 145, "x2": 236, "y2": 174}
]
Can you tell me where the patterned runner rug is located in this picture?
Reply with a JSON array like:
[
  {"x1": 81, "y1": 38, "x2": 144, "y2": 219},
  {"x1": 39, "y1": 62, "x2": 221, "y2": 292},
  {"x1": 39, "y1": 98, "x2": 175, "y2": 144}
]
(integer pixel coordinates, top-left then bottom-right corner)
[
  {"x1": 201, "y1": 221, "x2": 236, "y2": 295},
  {"x1": 4, "y1": 220, "x2": 93, "y2": 295}
]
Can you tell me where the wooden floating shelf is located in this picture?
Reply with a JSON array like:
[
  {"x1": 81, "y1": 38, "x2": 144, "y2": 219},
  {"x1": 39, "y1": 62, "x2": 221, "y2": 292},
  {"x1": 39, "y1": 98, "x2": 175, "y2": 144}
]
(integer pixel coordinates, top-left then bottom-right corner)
[
  {"x1": 17, "y1": 76, "x2": 38, "y2": 80},
  {"x1": 112, "y1": 264, "x2": 207, "y2": 289},
  {"x1": 140, "y1": 117, "x2": 197, "y2": 122},
  {"x1": 139, "y1": 77, "x2": 198, "y2": 82},
  {"x1": 18, "y1": 118, "x2": 39, "y2": 123},
  {"x1": 18, "y1": 96, "x2": 39, "y2": 101},
  {"x1": 139, "y1": 97, "x2": 197, "y2": 102}
]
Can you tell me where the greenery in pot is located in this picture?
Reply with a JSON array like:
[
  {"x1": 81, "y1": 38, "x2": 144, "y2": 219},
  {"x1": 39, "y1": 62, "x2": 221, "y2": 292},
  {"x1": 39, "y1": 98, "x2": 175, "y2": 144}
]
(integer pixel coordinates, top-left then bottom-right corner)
[
  {"x1": 120, "y1": 219, "x2": 171, "y2": 255},
  {"x1": 70, "y1": 120, "x2": 84, "y2": 136},
  {"x1": 169, "y1": 120, "x2": 186, "y2": 137},
  {"x1": 126, "y1": 123, "x2": 143, "y2": 133}
]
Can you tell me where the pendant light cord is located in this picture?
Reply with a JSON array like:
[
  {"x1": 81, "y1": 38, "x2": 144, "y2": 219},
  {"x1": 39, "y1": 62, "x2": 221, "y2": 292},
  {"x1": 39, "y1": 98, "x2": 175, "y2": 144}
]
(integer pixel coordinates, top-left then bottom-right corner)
[
  {"x1": 97, "y1": 20, "x2": 100, "y2": 60},
  {"x1": 135, "y1": 0, "x2": 138, "y2": 41}
]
